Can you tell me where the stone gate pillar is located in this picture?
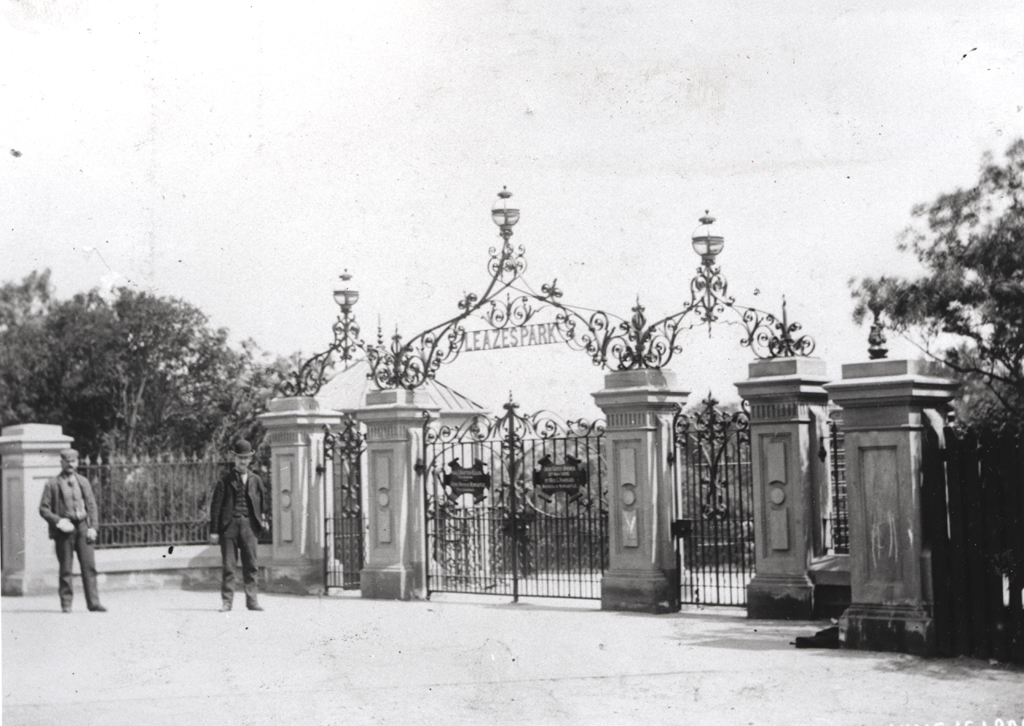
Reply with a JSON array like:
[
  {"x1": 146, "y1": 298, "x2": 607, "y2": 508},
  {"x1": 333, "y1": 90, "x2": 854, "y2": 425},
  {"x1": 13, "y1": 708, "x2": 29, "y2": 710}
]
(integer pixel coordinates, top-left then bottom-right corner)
[
  {"x1": 356, "y1": 389, "x2": 439, "y2": 600},
  {"x1": 259, "y1": 397, "x2": 342, "y2": 594},
  {"x1": 0, "y1": 424, "x2": 73, "y2": 595},
  {"x1": 825, "y1": 359, "x2": 958, "y2": 655},
  {"x1": 735, "y1": 357, "x2": 830, "y2": 619},
  {"x1": 593, "y1": 369, "x2": 689, "y2": 614}
]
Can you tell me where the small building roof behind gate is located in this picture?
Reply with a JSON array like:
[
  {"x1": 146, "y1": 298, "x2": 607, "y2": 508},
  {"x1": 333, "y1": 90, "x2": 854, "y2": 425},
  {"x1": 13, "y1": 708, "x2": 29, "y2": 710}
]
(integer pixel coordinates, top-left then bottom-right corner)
[{"x1": 315, "y1": 359, "x2": 487, "y2": 417}]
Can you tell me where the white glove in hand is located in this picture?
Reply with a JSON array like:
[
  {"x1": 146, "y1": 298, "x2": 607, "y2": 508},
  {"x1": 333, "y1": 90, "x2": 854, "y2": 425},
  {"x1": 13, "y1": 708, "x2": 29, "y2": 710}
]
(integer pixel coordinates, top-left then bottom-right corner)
[
  {"x1": 86, "y1": 528, "x2": 97, "y2": 543},
  {"x1": 209, "y1": 533, "x2": 220, "y2": 545},
  {"x1": 56, "y1": 518, "x2": 75, "y2": 533}
]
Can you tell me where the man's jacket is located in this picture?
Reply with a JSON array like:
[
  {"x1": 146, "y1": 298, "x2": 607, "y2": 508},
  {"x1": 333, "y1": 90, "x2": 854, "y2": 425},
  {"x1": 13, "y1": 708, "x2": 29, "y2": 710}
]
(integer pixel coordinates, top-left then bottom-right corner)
[
  {"x1": 210, "y1": 469, "x2": 267, "y2": 536},
  {"x1": 39, "y1": 472, "x2": 99, "y2": 540}
]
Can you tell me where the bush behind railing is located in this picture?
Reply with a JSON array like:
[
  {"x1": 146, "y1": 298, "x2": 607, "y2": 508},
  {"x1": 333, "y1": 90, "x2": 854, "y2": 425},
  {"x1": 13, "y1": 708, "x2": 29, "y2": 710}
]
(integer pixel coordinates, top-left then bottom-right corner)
[{"x1": 79, "y1": 453, "x2": 272, "y2": 549}]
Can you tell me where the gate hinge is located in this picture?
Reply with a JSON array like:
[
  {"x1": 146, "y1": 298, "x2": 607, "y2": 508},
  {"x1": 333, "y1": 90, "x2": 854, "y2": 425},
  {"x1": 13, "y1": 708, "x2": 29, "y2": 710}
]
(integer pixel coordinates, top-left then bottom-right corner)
[{"x1": 667, "y1": 452, "x2": 675, "y2": 467}]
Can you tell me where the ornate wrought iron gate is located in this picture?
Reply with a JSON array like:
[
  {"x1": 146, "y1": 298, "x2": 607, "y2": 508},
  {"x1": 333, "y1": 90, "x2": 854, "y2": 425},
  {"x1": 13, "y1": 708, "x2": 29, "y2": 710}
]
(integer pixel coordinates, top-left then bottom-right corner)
[
  {"x1": 671, "y1": 395, "x2": 754, "y2": 606},
  {"x1": 422, "y1": 401, "x2": 607, "y2": 600},
  {"x1": 323, "y1": 415, "x2": 365, "y2": 589}
]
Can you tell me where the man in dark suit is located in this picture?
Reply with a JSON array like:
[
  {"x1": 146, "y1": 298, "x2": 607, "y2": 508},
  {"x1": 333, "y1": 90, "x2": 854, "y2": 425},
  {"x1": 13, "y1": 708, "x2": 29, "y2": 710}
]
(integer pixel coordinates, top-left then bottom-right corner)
[
  {"x1": 39, "y1": 448, "x2": 106, "y2": 613},
  {"x1": 209, "y1": 440, "x2": 268, "y2": 611}
]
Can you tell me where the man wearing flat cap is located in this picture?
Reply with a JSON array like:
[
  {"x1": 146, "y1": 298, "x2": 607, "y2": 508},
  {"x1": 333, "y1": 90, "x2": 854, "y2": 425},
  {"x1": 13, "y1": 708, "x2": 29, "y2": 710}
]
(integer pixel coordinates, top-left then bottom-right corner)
[
  {"x1": 209, "y1": 440, "x2": 269, "y2": 611},
  {"x1": 39, "y1": 448, "x2": 106, "y2": 613}
]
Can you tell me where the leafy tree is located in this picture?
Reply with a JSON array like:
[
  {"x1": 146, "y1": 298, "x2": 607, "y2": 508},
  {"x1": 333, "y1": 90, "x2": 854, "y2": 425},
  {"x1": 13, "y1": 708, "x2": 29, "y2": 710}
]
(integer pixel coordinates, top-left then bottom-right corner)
[
  {"x1": 0, "y1": 268, "x2": 52, "y2": 332},
  {"x1": 0, "y1": 271, "x2": 289, "y2": 458},
  {"x1": 850, "y1": 139, "x2": 1024, "y2": 432}
]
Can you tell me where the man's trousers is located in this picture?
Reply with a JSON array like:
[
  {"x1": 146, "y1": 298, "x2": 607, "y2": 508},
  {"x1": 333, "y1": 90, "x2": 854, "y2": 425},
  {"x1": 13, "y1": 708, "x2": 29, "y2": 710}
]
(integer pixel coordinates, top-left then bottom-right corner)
[
  {"x1": 54, "y1": 521, "x2": 100, "y2": 611},
  {"x1": 219, "y1": 517, "x2": 260, "y2": 608}
]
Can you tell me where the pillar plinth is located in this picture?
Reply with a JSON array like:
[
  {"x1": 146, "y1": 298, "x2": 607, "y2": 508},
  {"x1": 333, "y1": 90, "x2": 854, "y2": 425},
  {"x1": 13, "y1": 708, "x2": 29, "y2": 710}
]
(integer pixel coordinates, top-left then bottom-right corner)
[
  {"x1": 735, "y1": 357, "x2": 830, "y2": 619},
  {"x1": 259, "y1": 397, "x2": 343, "y2": 594},
  {"x1": 593, "y1": 369, "x2": 689, "y2": 614},
  {"x1": 356, "y1": 388, "x2": 439, "y2": 600},
  {"x1": 0, "y1": 424, "x2": 73, "y2": 595},
  {"x1": 825, "y1": 359, "x2": 959, "y2": 655}
]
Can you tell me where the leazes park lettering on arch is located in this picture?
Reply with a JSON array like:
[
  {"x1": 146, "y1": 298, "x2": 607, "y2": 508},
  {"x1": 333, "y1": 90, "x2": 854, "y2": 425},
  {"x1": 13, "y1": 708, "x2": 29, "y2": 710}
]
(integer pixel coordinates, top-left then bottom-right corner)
[{"x1": 461, "y1": 322, "x2": 564, "y2": 353}]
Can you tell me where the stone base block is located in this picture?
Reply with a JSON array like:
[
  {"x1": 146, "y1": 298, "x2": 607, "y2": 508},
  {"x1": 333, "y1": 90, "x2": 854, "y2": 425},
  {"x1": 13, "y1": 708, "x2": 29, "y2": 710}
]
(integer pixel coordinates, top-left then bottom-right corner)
[
  {"x1": 360, "y1": 564, "x2": 424, "y2": 601},
  {"x1": 262, "y1": 563, "x2": 325, "y2": 595},
  {"x1": 839, "y1": 604, "x2": 935, "y2": 656},
  {"x1": 747, "y1": 574, "x2": 814, "y2": 620},
  {"x1": 2, "y1": 570, "x2": 55, "y2": 597},
  {"x1": 5, "y1": 567, "x2": 226, "y2": 596},
  {"x1": 101, "y1": 568, "x2": 221, "y2": 591},
  {"x1": 601, "y1": 569, "x2": 679, "y2": 614}
]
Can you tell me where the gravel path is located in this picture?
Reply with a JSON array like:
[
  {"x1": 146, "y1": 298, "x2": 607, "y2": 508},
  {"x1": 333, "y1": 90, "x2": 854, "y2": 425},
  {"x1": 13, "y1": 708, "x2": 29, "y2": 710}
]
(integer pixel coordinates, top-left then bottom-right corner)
[{"x1": 4, "y1": 588, "x2": 1022, "y2": 725}]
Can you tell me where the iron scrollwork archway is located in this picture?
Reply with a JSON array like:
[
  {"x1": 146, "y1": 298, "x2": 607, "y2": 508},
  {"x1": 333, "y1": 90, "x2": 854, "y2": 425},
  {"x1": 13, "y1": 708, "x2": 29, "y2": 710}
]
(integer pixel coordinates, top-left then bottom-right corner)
[
  {"x1": 671, "y1": 395, "x2": 754, "y2": 607},
  {"x1": 422, "y1": 399, "x2": 607, "y2": 601},
  {"x1": 278, "y1": 191, "x2": 817, "y2": 397},
  {"x1": 322, "y1": 415, "x2": 366, "y2": 589}
]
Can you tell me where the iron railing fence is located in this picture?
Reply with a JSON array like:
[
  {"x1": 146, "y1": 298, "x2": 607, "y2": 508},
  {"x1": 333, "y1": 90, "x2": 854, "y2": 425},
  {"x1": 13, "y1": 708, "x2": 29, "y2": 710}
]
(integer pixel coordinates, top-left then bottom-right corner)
[
  {"x1": 826, "y1": 417, "x2": 849, "y2": 554},
  {"x1": 78, "y1": 454, "x2": 272, "y2": 549}
]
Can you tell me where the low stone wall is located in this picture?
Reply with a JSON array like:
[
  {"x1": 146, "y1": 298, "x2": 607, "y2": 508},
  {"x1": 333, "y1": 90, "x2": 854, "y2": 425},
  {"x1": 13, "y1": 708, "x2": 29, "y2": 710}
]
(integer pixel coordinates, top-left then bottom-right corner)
[{"x1": 25, "y1": 544, "x2": 276, "y2": 594}]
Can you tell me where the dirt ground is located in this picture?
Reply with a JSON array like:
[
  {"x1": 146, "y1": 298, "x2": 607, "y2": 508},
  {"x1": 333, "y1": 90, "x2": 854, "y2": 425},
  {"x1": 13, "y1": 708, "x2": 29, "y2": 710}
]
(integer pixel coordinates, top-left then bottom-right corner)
[{"x1": 3, "y1": 588, "x2": 1023, "y2": 725}]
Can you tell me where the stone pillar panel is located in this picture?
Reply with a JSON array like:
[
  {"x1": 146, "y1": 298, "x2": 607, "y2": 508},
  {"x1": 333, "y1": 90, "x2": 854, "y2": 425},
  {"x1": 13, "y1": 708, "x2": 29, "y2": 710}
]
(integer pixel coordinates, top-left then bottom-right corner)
[
  {"x1": 735, "y1": 357, "x2": 830, "y2": 620},
  {"x1": 593, "y1": 369, "x2": 688, "y2": 614},
  {"x1": 615, "y1": 444, "x2": 640, "y2": 548},
  {"x1": 371, "y1": 450, "x2": 393, "y2": 545},
  {"x1": 860, "y1": 443, "x2": 903, "y2": 584},
  {"x1": 276, "y1": 452, "x2": 296, "y2": 543},
  {"x1": 0, "y1": 424, "x2": 73, "y2": 596},
  {"x1": 825, "y1": 359, "x2": 959, "y2": 655}
]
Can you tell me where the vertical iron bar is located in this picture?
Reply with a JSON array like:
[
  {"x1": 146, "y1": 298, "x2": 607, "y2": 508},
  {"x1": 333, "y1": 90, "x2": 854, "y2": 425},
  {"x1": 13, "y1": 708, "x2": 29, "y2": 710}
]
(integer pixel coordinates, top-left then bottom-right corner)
[
  {"x1": 724, "y1": 420, "x2": 734, "y2": 604},
  {"x1": 323, "y1": 430, "x2": 329, "y2": 589},
  {"x1": 507, "y1": 403, "x2": 519, "y2": 603},
  {"x1": 421, "y1": 415, "x2": 431, "y2": 597}
]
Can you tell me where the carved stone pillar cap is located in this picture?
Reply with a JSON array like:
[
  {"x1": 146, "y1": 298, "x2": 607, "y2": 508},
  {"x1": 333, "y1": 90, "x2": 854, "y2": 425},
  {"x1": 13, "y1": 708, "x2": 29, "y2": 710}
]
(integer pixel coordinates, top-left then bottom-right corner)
[
  {"x1": 602, "y1": 368, "x2": 680, "y2": 390},
  {"x1": 840, "y1": 358, "x2": 952, "y2": 380},
  {"x1": 747, "y1": 356, "x2": 827, "y2": 379},
  {"x1": 0, "y1": 424, "x2": 73, "y2": 451},
  {"x1": 259, "y1": 397, "x2": 343, "y2": 431},
  {"x1": 593, "y1": 369, "x2": 689, "y2": 410},
  {"x1": 267, "y1": 396, "x2": 321, "y2": 414},
  {"x1": 364, "y1": 388, "x2": 437, "y2": 408},
  {"x1": 825, "y1": 359, "x2": 959, "y2": 408},
  {"x1": 735, "y1": 375, "x2": 830, "y2": 401}
]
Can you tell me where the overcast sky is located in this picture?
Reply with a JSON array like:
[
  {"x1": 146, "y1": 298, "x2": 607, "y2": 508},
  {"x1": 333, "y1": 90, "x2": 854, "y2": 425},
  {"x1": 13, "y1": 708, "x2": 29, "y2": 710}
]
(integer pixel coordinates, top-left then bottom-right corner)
[{"x1": 2, "y1": 0, "x2": 1021, "y2": 418}]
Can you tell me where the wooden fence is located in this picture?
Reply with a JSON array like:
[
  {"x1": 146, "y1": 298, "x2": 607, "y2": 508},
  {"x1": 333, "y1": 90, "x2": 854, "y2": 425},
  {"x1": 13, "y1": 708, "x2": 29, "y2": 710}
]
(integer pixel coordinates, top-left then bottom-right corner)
[{"x1": 923, "y1": 424, "x2": 1024, "y2": 664}]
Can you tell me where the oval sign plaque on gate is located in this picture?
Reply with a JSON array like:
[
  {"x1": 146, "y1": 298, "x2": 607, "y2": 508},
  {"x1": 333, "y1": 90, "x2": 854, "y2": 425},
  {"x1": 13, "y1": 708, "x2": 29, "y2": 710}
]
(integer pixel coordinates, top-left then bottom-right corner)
[{"x1": 533, "y1": 458, "x2": 588, "y2": 496}]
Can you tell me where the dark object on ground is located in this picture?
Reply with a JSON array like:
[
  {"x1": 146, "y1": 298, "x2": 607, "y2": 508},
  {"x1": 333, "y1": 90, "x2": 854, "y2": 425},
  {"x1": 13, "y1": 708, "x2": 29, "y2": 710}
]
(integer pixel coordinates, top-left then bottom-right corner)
[{"x1": 795, "y1": 626, "x2": 840, "y2": 649}]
